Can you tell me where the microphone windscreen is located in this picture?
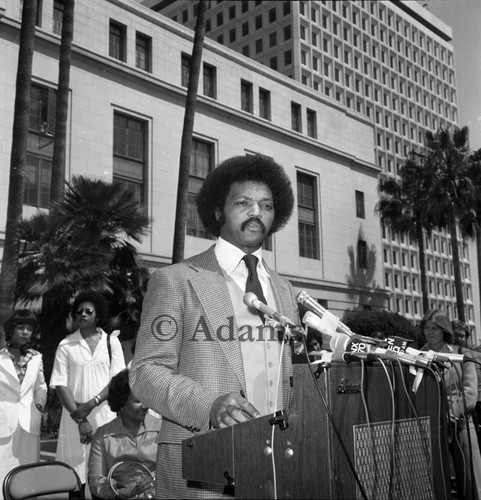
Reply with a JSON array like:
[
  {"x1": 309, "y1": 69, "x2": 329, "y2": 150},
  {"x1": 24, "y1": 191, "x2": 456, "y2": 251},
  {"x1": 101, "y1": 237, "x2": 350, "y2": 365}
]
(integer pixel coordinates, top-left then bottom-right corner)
[
  {"x1": 243, "y1": 292, "x2": 257, "y2": 307},
  {"x1": 330, "y1": 333, "x2": 350, "y2": 353}
]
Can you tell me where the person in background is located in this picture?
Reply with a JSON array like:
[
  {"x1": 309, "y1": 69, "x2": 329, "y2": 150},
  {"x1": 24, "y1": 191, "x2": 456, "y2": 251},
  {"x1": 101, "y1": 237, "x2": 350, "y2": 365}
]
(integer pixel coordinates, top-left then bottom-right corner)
[
  {"x1": 50, "y1": 291, "x2": 126, "y2": 497},
  {"x1": 0, "y1": 309, "x2": 47, "y2": 499},
  {"x1": 422, "y1": 310, "x2": 481, "y2": 500},
  {"x1": 453, "y1": 320, "x2": 481, "y2": 445},
  {"x1": 88, "y1": 369, "x2": 161, "y2": 499},
  {"x1": 307, "y1": 330, "x2": 323, "y2": 353},
  {"x1": 130, "y1": 154, "x2": 298, "y2": 499}
]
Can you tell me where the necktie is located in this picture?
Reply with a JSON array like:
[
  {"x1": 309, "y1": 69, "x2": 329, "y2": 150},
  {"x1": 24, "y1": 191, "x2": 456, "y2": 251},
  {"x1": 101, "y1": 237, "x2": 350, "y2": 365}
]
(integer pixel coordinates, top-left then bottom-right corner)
[{"x1": 243, "y1": 254, "x2": 266, "y2": 321}]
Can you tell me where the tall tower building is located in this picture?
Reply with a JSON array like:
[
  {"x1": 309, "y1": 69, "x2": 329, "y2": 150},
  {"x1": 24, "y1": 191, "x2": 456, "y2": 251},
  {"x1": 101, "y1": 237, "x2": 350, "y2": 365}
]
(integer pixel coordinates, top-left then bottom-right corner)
[{"x1": 152, "y1": 0, "x2": 476, "y2": 329}]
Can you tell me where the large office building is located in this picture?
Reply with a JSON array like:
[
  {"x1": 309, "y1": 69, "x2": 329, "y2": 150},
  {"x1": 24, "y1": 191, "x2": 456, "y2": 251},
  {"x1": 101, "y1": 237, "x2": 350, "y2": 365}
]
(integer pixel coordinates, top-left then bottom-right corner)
[
  {"x1": 1, "y1": 0, "x2": 387, "y2": 323},
  {"x1": 151, "y1": 0, "x2": 479, "y2": 331}
]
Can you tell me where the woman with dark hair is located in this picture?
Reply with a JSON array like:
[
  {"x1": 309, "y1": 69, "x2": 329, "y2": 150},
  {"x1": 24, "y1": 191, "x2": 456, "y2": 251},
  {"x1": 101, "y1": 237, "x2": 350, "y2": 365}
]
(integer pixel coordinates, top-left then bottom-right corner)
[
  {"x1": 50, "y1": 291, "x2": 126, "y2": 496},
  {"x1": 421, "y1": 309, "x2": 481, "y2": 500},
  {"x1": 0, "y1": 309, "x2": 47, "y2": 496},
  {"x1": 88, "y1": 369, "x2": 161, "y2": 499}
]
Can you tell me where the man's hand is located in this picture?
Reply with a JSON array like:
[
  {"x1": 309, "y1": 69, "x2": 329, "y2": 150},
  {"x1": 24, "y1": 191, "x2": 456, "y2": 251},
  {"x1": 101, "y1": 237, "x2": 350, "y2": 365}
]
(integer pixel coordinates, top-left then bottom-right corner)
[{"x1": 210, "y1": 392, "x2": 260, "y2": 429}]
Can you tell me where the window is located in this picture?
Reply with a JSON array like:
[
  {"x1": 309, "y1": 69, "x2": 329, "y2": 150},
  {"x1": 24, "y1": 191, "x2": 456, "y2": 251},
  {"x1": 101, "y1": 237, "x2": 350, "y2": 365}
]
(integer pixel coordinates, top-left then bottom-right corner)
[
  {"x1": 284, "y1": 50, "x2": 292, "y2": 65},
  {"x1": 25, "y1": 83, "x2": 57, "y2": 208},
  {"x1": 181, "y1": 53, "x2": 190, "y2": 87},
  {"x1": 284, "y1": 25, "x2": 291, "y2": 41},
  {"x1": 306, "y1": 109, "x2": 317, "y2": 139},
  {"x1": 357, "y1": 240, "x2": 367, "y2": 269},
  {"x1": 355, "y1": 191, "x2": 365, "y2": 218},
  {"x1": 255, "y1": 14, "x2": 262, "y2": 30},
  {"x1": 259, "y1": 88, "x2": 271, "y2": 120},
  {"x1": 269, "y1": 32, "x2": 277, "y2": 47},
  {"x1": 109, "y1": 20, "x2": 126, "y2": 62},
  {"x1": 53, "y1": 0, "x2": 63, "y2": 35},
  {"x1": 135, "y1": 33, "x2": 151, "y2": 72},
  {"x1": 242, "y1": 22, "x2": 249, "y2": 36},
  {"x1": 291, "y1": 102, "x2": 301, "y2": 132},
  {"x1": 241, "y1": 80, "x2": 253, "y2": 113},
  {"x1": 187, "y1": 139, "x2": 214, "y2": 238},
  {"x1": 269, "y1": 7, "x2": 276, "y2": 23},
  {"x1": 255, "y1": 38, "x2": 263, "y2": 54},
  {"x1": 113, "y1": 112, "x2": 147, "y2": 206},
  {"x1": 297, "y1": 173, "x2": 319, "y2": 259},
  {"x1": 203, "y1": 63, "x2": 216, "y2": 98},
  {"x1": 25, "y1": 156, "x2": 52, "y2": 208}
]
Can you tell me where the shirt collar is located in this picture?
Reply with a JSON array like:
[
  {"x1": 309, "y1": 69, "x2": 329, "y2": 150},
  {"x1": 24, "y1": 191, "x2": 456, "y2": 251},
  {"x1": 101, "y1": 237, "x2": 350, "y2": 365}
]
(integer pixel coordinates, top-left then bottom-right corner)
[{"x1": 214, "y1": 237, "x2": 268, "y2": 277}]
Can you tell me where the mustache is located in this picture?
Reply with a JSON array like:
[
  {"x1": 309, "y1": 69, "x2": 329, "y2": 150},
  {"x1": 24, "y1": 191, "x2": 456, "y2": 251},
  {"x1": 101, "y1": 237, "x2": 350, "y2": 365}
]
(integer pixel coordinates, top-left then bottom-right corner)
[{"x1": 241, "y1": 217, "x2": 266, "y2": 233}]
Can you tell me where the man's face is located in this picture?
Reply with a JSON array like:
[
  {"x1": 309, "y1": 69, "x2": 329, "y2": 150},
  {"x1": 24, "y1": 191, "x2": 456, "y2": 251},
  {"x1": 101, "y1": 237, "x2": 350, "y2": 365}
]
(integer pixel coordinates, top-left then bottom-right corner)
[
  {"x1": 217, "y1": 181, "x2": 275, "y2": 254},
  {"x1": 455, "y1": 329, "x2": 467, "y2": 346}
]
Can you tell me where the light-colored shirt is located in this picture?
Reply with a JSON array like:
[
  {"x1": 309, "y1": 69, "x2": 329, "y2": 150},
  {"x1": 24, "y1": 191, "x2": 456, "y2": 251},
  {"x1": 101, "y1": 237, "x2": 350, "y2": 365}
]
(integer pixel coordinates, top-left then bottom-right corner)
[
  {"x1": 215, "y1": 237, "x2": 283, "y2": 415},
  {"x1": 88, "y1": 413, "x2": 161, "y2": 499},
  {"x1": 214, "y1": 236, "x2": 270, "y2": 296}
]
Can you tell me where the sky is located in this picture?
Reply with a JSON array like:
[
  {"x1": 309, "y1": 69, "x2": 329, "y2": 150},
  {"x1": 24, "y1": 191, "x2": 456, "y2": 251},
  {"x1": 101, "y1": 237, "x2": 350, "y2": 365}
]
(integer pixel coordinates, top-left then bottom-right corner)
[{"x1": 423, "y1": 0, "x2": 481, "y2": 150}]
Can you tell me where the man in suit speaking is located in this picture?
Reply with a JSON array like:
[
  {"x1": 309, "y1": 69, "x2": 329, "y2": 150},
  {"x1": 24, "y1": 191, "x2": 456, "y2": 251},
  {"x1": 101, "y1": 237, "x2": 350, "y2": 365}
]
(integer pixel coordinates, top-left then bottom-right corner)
[{"x1": 130, "y1": 155, "x2": 299, "y2": 499}]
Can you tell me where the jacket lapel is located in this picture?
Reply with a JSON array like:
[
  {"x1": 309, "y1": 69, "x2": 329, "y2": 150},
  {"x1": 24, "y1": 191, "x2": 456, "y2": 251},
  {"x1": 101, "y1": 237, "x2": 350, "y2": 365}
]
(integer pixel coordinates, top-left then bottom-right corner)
[
  {"x1": 0, "y1": 349, "x2": 20, "y2": 382},
  {"x1": 188, "y1": 247, "x2": 246, "y2": 390},
  {"x1": 20, "y1": 354, "x2": 40, "y2": 395}
]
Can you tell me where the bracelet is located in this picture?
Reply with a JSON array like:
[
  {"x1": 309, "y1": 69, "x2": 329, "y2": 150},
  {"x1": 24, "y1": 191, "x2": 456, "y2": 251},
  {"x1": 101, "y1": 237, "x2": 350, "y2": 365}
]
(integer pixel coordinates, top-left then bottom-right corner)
[{"x1": 94, "y1": 395, "x2": 101, "y2": 406}]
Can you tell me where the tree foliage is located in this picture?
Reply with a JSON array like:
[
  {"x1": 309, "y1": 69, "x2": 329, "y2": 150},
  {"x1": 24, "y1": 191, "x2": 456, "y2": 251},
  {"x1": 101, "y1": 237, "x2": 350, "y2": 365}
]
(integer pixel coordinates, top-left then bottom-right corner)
[
  {"x1": 342, "y1": 310, "x2": 419, "y2": 346},
  {"x1": 377, "y1": 126, "x2": 481, "y2": 322},
  {"x1": 16, "y1": 175, "x2": 151, "y2": 380}
]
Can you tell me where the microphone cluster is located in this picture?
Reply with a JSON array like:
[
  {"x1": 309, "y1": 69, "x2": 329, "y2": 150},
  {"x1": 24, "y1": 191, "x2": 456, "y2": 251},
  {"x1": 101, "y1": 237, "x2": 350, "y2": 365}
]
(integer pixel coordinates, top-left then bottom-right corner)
[
  {"x1": 243, "y1": 292, "x2": 305, "y2": 341},
  {"x1": 296, "y1": 289, "x2": 468, "y2": 368}
]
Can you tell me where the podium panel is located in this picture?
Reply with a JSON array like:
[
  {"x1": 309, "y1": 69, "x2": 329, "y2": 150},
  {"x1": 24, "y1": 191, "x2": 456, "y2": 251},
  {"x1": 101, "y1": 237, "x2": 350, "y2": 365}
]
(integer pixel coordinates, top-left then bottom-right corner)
[{"x1": 182, "y1": 362, "x2": 451, "y2": 499}]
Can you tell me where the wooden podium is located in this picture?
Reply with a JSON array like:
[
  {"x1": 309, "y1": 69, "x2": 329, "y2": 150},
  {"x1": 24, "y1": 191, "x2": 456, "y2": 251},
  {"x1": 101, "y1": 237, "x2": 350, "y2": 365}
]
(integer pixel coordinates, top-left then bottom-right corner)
[{"x1": 182, "y1": 362, "x2": 452, "y2": 499}]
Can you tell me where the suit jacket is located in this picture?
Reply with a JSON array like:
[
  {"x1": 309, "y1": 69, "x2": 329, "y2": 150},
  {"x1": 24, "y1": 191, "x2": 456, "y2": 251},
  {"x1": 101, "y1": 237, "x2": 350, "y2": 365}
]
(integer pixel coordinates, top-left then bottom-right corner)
[
  {"x1": 0, "y1": 348, "x2": 47, "y2": 437},
  {"x1": 130, "y1": 245, "x2": 299, "y2": 446}
]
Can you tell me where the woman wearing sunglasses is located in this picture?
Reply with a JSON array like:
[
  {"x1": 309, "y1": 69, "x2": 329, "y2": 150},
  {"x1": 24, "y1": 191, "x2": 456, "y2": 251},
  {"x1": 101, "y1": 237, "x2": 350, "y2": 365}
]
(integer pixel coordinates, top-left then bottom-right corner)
[{"x1": 50, "y1": 291, "x2": 126, "y2": 498}]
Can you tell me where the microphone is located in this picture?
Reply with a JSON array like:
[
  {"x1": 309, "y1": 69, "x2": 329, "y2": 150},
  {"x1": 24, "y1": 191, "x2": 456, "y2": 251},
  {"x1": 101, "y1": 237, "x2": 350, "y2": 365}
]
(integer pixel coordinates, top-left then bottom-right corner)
[
  {"x1": 383, "y1": 336, "x2": 468, "y2": 364},
  {"x1": 406, "y1": 347, "x2": 466, "y2": 364},
  {"x1": 333, "y1": 333, "x2": 430, "y2": 369},
  {"x1": 243, "y1": 292, "x2": 305, "y2": 340},
  {"x1": 297, "y1": 290, "x2": 355, "y2": 337}
]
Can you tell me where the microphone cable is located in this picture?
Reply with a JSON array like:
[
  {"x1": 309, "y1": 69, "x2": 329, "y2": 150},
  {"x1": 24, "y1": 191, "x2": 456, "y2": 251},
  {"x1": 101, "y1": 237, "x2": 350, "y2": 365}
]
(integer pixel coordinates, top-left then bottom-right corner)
[
  {"x1": 359, "y1": 360, "x2": 381, "y2": 499},
  {"x1": 375, "y1": 356, "x2": 396, "y2": 500},
  {"x1": 432, "y1": 364, "x2": 451, "y2": 500},
  {"x1": 397, "y1": 362, "x2": 436, "y2": 498},
  {"x1": 450, "y1": 360, "x2": 477, "y2": 500},
  {"x1": 303, "y1": 345, "x2": 369, "y2": 500},
  {"x1": 269, "y1": 322, "x2": 297, "y2": 500}
]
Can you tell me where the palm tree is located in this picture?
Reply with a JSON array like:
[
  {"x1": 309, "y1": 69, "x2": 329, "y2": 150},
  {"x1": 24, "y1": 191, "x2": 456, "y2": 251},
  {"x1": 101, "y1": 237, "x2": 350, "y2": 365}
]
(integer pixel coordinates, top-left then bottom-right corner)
[
  {"x1": 376, "y1": 156, "x2": 433, "y2": 315},
  {"x1": 458, "y1": 148, "x2": 481, "y2": 310},
  {"x1": 0, "y1": 0, "x2": 38, "y2": 346},
  {"x1": 422, "y1": 127, "x2": 474, "y2": 322},
  {"x1": 16, "y1": 175, "x2": 150, "y2": 380},
  {"x1": 50, "y1": 0, "x2": 75, "y2": 203},
  {"x1": 172, "y1": 0, "x2": 208, "y2": 263}
]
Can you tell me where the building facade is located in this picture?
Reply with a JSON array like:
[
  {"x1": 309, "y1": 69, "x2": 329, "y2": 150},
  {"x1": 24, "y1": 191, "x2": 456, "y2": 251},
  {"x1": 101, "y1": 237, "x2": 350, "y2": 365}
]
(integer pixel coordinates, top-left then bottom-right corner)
[
  {"x1": 152, "y1": 0, "x2": 479, "y2": 333},
  {"x1": 0, "y1": 0, "x2": 389, "y2": 323}
]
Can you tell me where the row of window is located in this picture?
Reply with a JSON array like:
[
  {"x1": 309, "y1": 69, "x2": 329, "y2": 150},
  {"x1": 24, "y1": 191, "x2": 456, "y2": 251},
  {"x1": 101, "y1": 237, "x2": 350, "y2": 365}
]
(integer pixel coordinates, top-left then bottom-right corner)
[
  {"x1": 307, "y1": 1, "x2": 452, "y2": 63},
  {"x1": 26, "y1": 82, "x2": 369, "y2": 263}
]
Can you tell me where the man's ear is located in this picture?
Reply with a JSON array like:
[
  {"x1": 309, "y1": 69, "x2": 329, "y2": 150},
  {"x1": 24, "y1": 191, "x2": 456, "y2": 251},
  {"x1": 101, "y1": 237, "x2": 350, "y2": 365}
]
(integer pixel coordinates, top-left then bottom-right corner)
[{"x1": 215, "y1": 208, "x2": 225, "y2": 224}]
